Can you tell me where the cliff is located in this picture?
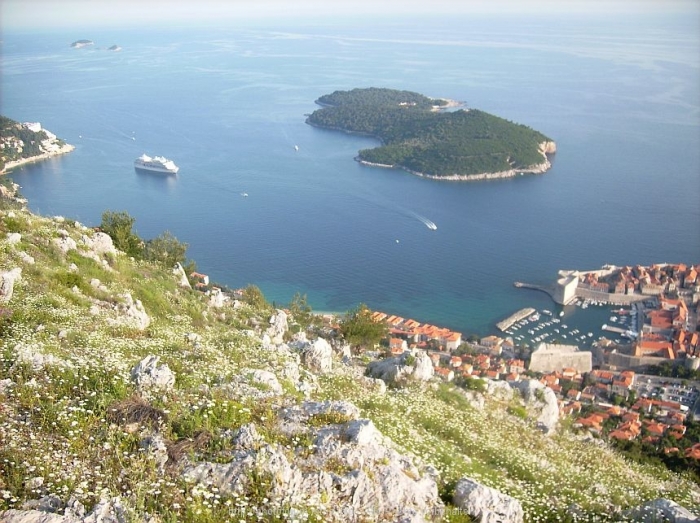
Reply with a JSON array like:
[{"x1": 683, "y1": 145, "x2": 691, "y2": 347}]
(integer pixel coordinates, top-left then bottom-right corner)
[{"x1": 0, "y1": 201, "x2": 698, "y2": 522}]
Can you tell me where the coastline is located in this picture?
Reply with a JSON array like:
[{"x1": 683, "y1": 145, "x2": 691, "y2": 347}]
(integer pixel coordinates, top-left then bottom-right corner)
[
  {"x1": 357, "y1": 140, "x2": 557, "y2": 181},
  {"x1": 1, "y1": 143, "x2": 75, "y2": 175}
]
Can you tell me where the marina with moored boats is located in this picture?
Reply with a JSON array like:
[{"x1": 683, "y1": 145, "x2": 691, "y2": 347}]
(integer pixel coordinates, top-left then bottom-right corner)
[{"x1": 497, "y1": 296, "x2": 641, "y2": 348}]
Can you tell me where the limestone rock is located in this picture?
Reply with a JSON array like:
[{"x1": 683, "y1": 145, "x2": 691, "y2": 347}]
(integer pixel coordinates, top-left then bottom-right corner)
[
  {"x1": 289, "y1": 331, "x2": 308, "y2": 348},
  {"x1": 6, "y1": 232, "x2": 21, "y2": 245},
  {"x1": 623, "y1": 498, "x2": 699, "y2": 523},
  {"x1": 19, "y1": 251, "x2": 35, "y2": 265},
  {"x1": 412, "y1": 351, "x2": 435, "y2": 381},
  {"x1": 0, "y1": 509, "x2": 79, "y2": 522},
  {"x1": 453, "y1": 477, "x2": 524, "y2": 523},
  {"x1": 301, "y1": 337, "x2": 333, "y2": 374},
  {"x1": 366, "y1": 350, "x2": 434, "y2": 385},
  {"x1": 184, "y1": 332, "x2": 201, "y2": 345},
  {"x1": 2, "y1": 495, "x2": 127, "y2": 522},
  {"x1": 130, "y1": 355, "x2": 175, "y2": 392},
  {"x1": 172, "y1": 262, "x2": 191, "y2": 289},
  {"x1": 140, "y1": 433, "x2": 169, "y2": 472},
  {"x1": 0, "y1": 378, "x2": 14, "y2": 393},
  {"x1": 360, "y1": 375, "x2": 387, "y2": 394},
  {"x1": 266, "y1": 309, "x2": 289, "y2": 344},
  {"x1": 486, "y1": 379, "x2": 514, "y2": 400},
  {"x1": 111, "y1": 293, "x2": 150, "y2": 330},
  {"x1": 340, "y1": 419, "x2": 381, "y2": 446},
  {"x1": 232, "y1": 423, "x2": 264, "y2": 450},
  {"x1": 246, "y1": 368, "x2": 283, "y2": 395},
  {"x1": 463, "y1": 389, "x2": 485, "y2": 410},
  {"x1": 182, "y1": 404, "x2": 443, "y2": 522},
  {"x1": 0, "y1": 267, "x2": 22, "y2": 303},
  {"x1": 13, "y1": 344, "x2": 73, "y2": 372},
  {"x1": 511, "y1": 380, "x2": 559, "y2": 435},
  {"x1": 80, "y1": 232, "x2": 116, "y2": 257},
  {"x1": 52, "y1": 235, "x2": 77, "y2": 253},
  {"x1": 19, "y1": 494, "x2": 63, "y2": 513},
  {"x1": 280, "y1": 400, "x2": 361, "y2": 428},
  {"x1": 207, "y1": 287, "x2": 228, "y2": 308}
]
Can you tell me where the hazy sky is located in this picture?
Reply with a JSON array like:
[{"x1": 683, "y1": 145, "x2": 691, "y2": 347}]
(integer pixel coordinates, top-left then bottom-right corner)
[{"x1": 2, "y1": 0, "x2": 696, "y2": 30}]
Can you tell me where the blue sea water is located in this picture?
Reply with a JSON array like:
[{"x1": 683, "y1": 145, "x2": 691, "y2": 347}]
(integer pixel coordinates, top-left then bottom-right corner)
[{"x1": 2, "y1": 12, "x2": 699, "y2": 337}]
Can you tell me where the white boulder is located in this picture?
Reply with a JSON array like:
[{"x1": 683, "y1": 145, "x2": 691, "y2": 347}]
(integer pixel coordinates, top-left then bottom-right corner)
[
  {"x1": 453, "y1": 477, "x2": 523, "y2": 523},
  {"x1": 511, "y1": 380, "x2": 559, "y2": 435},
  {"x1": 266, "y1": 309, "x2": 289, "y2": 344},
  {"x1": 6, "y1": 232, "x2": 21, "y2": 245},
  {"x1": 623, "y1": 499, "x2": 699, "y2": 523},
  {"x1": 112, "y1": 293, "x2": 150, "y2": 330},
  {"x1": 172, "y1": 262, "x2": 191, "y2": 289},
  {"x1": 208, "y1": 287, "x2": 228, "y2": 308},
  {"x1": 0, "y1": 267, "x2": 22, "y2": 303},
  {"x1": 52, "y1": 234, "x2": 77, "y2": 253},
  {"x1": 246, "y1": 368, "x2": 283, "y2": 395},
  {"x1": 301, "y1": 337, "x2": 333, "y2": 374},
  {"x1": 366, "y1": 350, "x2": 434, "y2": 385},
  {"x1": 80, "y1": 232, "x2": 116, "y2": 256},
  {"x1": 19, "y1": 251, "x2": 35, "y2": 265},
  {"x1": 130, "y1": 355, "x2": 175, "y2": 392}
]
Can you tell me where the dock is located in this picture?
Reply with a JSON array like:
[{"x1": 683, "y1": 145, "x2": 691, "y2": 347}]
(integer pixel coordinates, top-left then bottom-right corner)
[
  {"x1": 513, "y1": 281, "x2": 557, "y2": 301},
  {"x1": 496, "y1": 307, "x2": 536, "y2": 332},
  {"x1": 602, "y1": 324, "x2": 626, "y2": 334}
]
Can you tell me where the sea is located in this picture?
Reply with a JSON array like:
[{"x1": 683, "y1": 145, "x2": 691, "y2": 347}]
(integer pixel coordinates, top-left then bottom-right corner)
[{"x1": 2, "y1": 11, "x2": 699, "y2": 343}]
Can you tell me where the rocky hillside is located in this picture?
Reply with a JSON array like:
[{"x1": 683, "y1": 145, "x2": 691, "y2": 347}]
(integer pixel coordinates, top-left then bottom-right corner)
[{"x1": 0, "y1": 190, "x2": 698, "y2": 522}]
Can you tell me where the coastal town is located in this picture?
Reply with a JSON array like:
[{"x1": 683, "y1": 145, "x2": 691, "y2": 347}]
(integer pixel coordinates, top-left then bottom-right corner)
[
  {"x1": 190, "y1": 262, "x2": 700, "y2": 471},
  {"x1": 190, "y1": 262, "x2": 700, "y2": 465}
]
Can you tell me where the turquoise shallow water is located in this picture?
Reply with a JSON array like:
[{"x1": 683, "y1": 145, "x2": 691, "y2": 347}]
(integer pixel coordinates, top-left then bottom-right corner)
[{"x1": 2, "y1": 12, "x2": 699, "y2": 336}]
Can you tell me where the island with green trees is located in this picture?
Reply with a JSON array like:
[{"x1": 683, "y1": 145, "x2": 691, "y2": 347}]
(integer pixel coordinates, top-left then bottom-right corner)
[{"x1": 306, "y1": 87, "x2": 556, "y2": 180}]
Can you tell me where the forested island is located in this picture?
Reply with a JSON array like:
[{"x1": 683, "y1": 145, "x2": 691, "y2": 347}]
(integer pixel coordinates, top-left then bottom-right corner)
[{"x1": 306, "y1": 87, "x2": 556, "y2": 180}]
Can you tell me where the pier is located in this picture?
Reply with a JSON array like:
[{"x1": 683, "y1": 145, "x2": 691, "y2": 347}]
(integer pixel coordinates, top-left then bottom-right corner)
[
  {"x1": 513, "y1": 282, "x2": 557, "y2": 301},
  {"x1": 602, "y1": 324, "x2": 626, "y2": 334},
  {"x1": 496, "y1": 307, "x2": 536, "y2": 331}
]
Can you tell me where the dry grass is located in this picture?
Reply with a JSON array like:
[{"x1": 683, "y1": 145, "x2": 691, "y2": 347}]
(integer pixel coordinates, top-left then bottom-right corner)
[{"x1": 106, "y1": 395, "x2": 168, "y2": 428}]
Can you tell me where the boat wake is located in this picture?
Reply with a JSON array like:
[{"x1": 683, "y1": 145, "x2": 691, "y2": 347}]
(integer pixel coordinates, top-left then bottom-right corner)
[{"x1": 410, "y1": 211, "x2": 437, "y2": 230}]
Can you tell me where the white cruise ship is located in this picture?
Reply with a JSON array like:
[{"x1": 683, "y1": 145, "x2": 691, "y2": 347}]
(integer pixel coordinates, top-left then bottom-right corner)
[{"x1": 134, "y1": 154, "x2": 179, "y2": 174}]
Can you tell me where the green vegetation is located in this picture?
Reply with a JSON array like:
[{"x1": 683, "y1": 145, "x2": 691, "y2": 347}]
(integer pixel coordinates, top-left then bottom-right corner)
[
  {"x1": 338, "y1": 303, "x2": 388, "y2": 352},
  {"x1": 306, "y1": 88, "x2": 553, "y2": 177},
  {"x1": 99, "y1": 210, "x2": 191, "y2": 270},
  {"x1": 0, "y1": 116, "x2": 50, "y2": 171},
  {"x1": 646, "y1": 361, "x2": 700, "y2": 381},
  {"x1": 1, "y1": 203, "x2": 699, "y2": 522},
  {"x1": 287, "y1": 292, "x2": 321, "y2": 334}
]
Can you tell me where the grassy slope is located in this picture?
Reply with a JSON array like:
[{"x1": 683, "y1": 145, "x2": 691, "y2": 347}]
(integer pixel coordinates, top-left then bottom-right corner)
[{"x1": 0, "y1": 206, "x2": 698, "y2": 522}]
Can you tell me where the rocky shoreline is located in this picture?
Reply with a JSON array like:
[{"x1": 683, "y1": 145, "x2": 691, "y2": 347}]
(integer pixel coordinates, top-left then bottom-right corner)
[
  {"x1": 358, "y1": 140, "x2": 557, "y2": 181},
  {"x1": 1, "y1": 143, "x2": 75, "y2": 175}
]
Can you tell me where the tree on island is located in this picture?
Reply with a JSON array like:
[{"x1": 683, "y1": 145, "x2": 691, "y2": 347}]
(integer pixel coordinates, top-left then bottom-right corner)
[{"x1": 339, "y1": 303, "x2": 388, "y2": 352}]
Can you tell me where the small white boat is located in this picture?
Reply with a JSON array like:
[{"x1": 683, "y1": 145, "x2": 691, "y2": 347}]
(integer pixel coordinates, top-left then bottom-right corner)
[{"x1": 294, "y1": 145, "x2": 299, "y2": 151}]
